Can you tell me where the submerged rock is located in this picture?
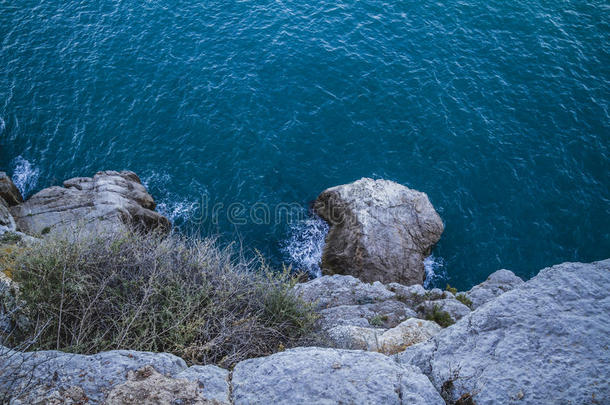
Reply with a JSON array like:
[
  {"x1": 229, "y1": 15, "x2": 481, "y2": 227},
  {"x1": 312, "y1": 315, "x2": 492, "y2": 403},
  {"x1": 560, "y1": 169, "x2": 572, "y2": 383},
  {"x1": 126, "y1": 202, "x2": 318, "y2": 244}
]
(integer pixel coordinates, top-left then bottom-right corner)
[
  {"x1": 231, "y1": 347, "x2": 444, "y2": 404},
  {"x1": 396, "y1": 259, "x2": 610, "y2": 404},
  {"x1": 10, "y1": 170, "x2": 170, "y2": 236},
  {"x1": 314, "y1": 178, "x2": 443, "y2": 285}
]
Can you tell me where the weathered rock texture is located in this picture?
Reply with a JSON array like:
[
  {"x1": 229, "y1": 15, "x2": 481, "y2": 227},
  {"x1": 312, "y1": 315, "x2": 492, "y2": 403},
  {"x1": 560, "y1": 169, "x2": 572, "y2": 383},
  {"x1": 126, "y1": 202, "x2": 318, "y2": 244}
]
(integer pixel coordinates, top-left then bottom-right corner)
[
  {"x1": 10, "y1": 171, "x2": 170, "y2": 236},
  {"x1": 293, "y1": 274, "x2": 462, "y2": 352},
  {"x1": 328, "y1": 318, "x2": 441, "y2": 354},
  {"x1": 1, "y1": 348, "x2": 230, "y2": 404},
  {"x1": 0, "y1": 172, "x2": 23, "y2": 207},
  {"x1": 396, "y1": 259, "x2": 610, "y2": 404},
  {"x1": 232, "y1": 347, "x2": 444, "y2": 405},
  {"x1": 314, "y1": 178, "x2": 444, "y2": 285},
  {"x1": 105, "y1": 365, "x2": 222, "y2": 404},
  {"x1": 465, "y1": 268, "x2": 524, "y2": 309}
]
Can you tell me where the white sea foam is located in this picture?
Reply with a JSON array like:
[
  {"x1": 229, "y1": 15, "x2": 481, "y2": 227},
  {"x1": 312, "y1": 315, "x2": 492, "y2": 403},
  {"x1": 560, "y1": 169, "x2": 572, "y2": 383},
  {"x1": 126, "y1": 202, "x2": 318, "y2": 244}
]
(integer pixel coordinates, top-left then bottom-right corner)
[
  {"x1": 282, "y1": 214, "x2": 329, "y2": 278},
  {"x1": 11, "y1": 156, "x2": 40, "y2": 197},
  {"x1": 423, "y1": 255, "x2": 447, "y2": 289},
  {"x1": 141, "y1": 171, "x2": 197, "y2": 226}
]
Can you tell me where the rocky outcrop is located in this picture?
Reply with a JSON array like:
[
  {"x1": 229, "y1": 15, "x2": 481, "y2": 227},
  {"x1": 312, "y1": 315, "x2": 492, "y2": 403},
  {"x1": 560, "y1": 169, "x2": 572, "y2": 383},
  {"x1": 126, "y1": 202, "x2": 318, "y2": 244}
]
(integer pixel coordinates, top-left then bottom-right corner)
[
  {"x1": 293, "y1": 274, "x2": 463, "y2": 352},
  {"x1": 10, "y1": 171, "x2": 170, "y2": 236},
  {"x1": 0, "y1": 173, "x2": 23, "y2": 207},
  {"x1": 396, "y1": 259, "x2": 610, "y2": 404},
  {"x1": 105, "y1": 365, "x2": 224, "y2": 404},
  {"x1": 314, "y1": 178, "x2": 444, "y2": 285},
  {"x1": 232, "y1": 347, "x2": 444, "y2": 404},
  {"x1": 464, "y1": 269, "x2": 524, "y2": 309},
  {"x1": 328, "y1": 318, "x2": 441, "y2": 354},
  {"x1": 1, "y1": 348, "x2": 230, "y2": 404}
]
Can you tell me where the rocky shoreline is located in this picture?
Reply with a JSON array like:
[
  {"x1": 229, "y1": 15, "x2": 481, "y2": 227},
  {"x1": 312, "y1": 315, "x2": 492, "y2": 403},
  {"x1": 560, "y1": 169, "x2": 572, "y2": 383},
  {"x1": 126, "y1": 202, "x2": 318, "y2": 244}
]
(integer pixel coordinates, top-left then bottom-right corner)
[{"x1": 1, "y1": 171, "x2": 608, "y2": 404}]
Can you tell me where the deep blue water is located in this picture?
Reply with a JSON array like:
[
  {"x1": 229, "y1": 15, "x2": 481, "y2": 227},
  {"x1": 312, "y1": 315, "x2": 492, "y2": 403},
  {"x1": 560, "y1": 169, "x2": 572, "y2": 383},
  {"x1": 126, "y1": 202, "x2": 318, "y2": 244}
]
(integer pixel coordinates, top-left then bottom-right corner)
[{"x1": 1, "y1": 0, "x2": 609, "y2": 289}]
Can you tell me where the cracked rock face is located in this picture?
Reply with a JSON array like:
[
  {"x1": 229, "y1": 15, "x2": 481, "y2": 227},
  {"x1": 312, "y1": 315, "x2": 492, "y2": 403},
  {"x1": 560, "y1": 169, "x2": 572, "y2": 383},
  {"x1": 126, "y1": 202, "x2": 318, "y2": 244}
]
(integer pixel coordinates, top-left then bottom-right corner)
[
  {"x1": 0, "y1": 173, "x2": 23, "y2": 207},
  {"x1": 231, "y1": 347, "x2": 444, "y2": 405},
  {"x1": 1, "y1": 348, "x2": 230, "y2": 404},
  {"x1": 396, "y1": 259, "x2": 610, "y2": 404},
  {"x1": 314, "y1": 178, "x2": 444, "y2": 285},
  {"x1": 10, "y1": 171, "x2": 170, "y2": 236}
]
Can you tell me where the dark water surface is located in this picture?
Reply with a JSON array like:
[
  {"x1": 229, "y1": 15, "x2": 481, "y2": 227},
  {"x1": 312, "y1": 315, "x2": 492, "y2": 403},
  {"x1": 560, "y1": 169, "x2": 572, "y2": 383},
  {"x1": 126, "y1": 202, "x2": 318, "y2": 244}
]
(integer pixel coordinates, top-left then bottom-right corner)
[{"x1": 1, "y1": 0, "x2": 608, "y2": 289}]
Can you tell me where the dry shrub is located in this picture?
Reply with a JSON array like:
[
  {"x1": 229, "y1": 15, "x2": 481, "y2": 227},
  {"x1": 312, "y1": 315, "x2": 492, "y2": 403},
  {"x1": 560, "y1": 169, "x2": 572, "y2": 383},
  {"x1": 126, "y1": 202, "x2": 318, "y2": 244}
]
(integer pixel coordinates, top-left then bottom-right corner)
[{"x1": 6, "y1": 230, "x2": 317, "y2": 368}]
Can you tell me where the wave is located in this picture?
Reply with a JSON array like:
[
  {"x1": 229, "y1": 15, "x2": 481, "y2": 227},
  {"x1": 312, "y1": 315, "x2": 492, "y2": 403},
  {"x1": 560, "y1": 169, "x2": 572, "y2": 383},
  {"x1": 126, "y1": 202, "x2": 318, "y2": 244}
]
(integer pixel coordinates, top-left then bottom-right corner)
[
  {"x1": 11, "y1": 156, "x2": 40, "y2": 197},
  {"x1": 423, "y1": 255, "x2": 447, "y2": 289},
  {"x1": 282, "y1": 214, "x2": 329, "y2": 278},
  {"x1": 141, "y1": 171, "x2": 197, "y2": 227}
]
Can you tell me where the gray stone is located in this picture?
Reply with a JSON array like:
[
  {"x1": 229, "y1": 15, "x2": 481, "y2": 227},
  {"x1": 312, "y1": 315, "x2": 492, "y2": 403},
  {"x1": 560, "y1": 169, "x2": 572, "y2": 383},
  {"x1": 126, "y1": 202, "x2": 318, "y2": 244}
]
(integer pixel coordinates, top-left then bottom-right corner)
[
  {"x1": 396, "y1": 259, "x2": 610, "y2": 404},
  {"x1": 293, "y1": 274, "x2": 396, "y2": 310},
  {"x1": 176, "y1": 365, "x2": 230, "y2": 404},
  {"x1": 328, "y1": 318, "x2": 441, "y2": 354},
  {"x1": 314, "y1": 178, "x2": 444, "y2": 285},
  {"x1": 416, "y1": 298, "x2": 471, "y2": 323},
  {"x1": 10, "y1": 171, "x2": 170, "y2": 236},
  {"x1": 105, "y1": 365, "x2": 223, "y2": 404},
  {"x1": 319, "y1": 300, "x2": 417, "y2": 330},
  {"x1": 231, "y1": 347, "x2": 444, "y2": 404},
  {"x1": 0, "y1": 198, "x2": 16, "y2": 231},
  {"x1": 0, "y1": 173, "x2": 23, "y2": 207},
  {"x1": 2, "y1": 348, "x2": 188, "y2": 403},
  {"x1": 465, "y1": 269, "x2": 524, "y2": 309}
]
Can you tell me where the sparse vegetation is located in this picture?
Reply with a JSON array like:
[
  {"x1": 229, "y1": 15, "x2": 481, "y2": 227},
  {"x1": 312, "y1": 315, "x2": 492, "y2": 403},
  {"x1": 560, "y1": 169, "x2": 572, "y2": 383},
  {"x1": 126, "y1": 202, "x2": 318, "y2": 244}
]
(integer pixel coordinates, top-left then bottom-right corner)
[
  {"x1": 445, "y1": 284, "x2": 458, "y2": 295},
  {"x1": 425, "y1": 305, "x2": 454, "y2": 328},
  {"x1": 456, "y1": 293, "x2": 473, "y2": 309},
  {"x1": 4, "y1": 229, "x2": 318, "y2": 368},
  {"x1": 369, "y1": 314, "x2": 388, "y2": 327}
]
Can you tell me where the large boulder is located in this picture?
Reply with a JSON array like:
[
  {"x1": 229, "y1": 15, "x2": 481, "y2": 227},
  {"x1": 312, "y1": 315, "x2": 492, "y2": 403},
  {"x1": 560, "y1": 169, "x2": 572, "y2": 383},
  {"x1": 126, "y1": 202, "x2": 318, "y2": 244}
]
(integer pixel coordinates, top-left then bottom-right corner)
[
  {"x1": 1, "y1": 347, "x2": 230, "y2": 404},
  {"x1": 0, "y1": 173, "x2": 23, "y2": 207},
  {"x1": 10, "y1": 170, "x2": 170, "y2": 236},
  {"x1": 314, "y1": 178, "x2": 443, "y2": 285},
  {"x1": 396, "y1": 259, "x2": 610, "y2": 404},
  {"x1": 231, "y1": 347, "x2": 444, "y2": 404}
]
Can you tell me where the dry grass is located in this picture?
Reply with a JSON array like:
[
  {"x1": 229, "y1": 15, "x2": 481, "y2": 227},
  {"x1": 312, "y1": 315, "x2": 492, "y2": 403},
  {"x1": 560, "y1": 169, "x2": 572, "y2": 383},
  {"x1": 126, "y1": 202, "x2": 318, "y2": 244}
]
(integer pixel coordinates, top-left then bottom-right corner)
[{"x1": 4, "y1": 229, "x2": 318, "y2": 368}]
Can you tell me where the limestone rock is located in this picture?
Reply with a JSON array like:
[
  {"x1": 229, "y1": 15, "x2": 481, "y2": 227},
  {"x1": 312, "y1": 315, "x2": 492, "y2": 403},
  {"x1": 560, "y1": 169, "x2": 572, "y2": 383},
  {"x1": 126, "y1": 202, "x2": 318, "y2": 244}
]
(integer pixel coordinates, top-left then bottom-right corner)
[
  {"x1": 416, "y1": 298, "x2": 471, "y2": 323},
  {"x1": 465, "y1": 269, "x2": 524, "y2": 309},
  {"x1": 231, "y1": 347, "x2": 444, "y2": 404},
  {"x1": 293, "y1": 274, "x2": 396, "y2": 310},
  {"x1": 105, "y1": 365, "x2": 222, "y2": 405},
  {"x1": 175, "y1": 365, "x2": 231, "y2": 404},
  {"x1": 396, "y1": 259, "x2": 610, "y2": 404},
  {"x1": 318, "y1": 300, "x2": 417, "y2": 329},
  {"x1": 2, "y1": 348, "x2": 187, "y2": 403},
  {"x1": 10, "y1": 171, "x2": 170, "y2": 236},
  {"x1": 314, "y1": 178, "x2": 444, "y2": 285},
  {"x1": 328, "y1": 318, "x2": 441, "y2": 355},
  {"x1": 0, "y1": 173, "x2": 23, "y2": 207}
]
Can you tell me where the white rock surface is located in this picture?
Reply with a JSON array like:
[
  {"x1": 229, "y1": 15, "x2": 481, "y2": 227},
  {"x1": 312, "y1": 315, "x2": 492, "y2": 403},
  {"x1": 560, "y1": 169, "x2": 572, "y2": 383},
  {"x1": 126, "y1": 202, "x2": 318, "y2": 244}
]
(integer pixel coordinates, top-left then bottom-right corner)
[
  {"x1": 465, "y1": 269, "x2": 524, "y2": 309},
  {"x1": 232, "y1": 347, "x2": 444, "y2": 405},
  {"x1": 396, "y1": 259, "x2": 610, "y2": 404}
]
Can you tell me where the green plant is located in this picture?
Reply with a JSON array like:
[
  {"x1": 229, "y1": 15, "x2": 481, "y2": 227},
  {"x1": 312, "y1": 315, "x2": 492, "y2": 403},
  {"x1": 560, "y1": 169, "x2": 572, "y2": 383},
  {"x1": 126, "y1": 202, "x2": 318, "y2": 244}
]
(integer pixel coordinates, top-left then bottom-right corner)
[
  {"x1": 369, "y1": 314, "x2": 389, "y2": 327},
  {"x1": 456, "y1": 293, "x2": 473, "y2": 309},
  {"x1": 0, "y1": 232, "x2": 22, "y2": 244},
  {"x1": 40, "y1": 226, "x2": 51, "y2": 235},
  {"x1": 445, "y1": 284, "x2": 457, "y2": 295},
  {"x1": 425, "y1": 305, "x2": 454, "y2": 328},
  {"x1": 7, "y1": 229, "x2": 318, "y2": 368}
]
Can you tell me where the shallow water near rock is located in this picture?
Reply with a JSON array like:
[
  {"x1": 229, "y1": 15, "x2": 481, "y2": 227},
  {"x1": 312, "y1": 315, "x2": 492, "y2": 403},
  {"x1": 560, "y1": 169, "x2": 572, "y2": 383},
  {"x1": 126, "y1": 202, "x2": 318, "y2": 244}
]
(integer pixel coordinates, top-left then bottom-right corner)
[{"x1": 1, "y1": 0, "x2": 608, "y2": 289}]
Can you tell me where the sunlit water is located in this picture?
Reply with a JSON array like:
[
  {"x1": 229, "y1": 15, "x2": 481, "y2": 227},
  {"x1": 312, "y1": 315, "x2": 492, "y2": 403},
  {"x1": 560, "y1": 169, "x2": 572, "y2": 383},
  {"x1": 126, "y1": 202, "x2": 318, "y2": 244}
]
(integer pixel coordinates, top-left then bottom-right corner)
[{"x1": 1, "y1": 0, "x2": 608, "y2": 289}]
